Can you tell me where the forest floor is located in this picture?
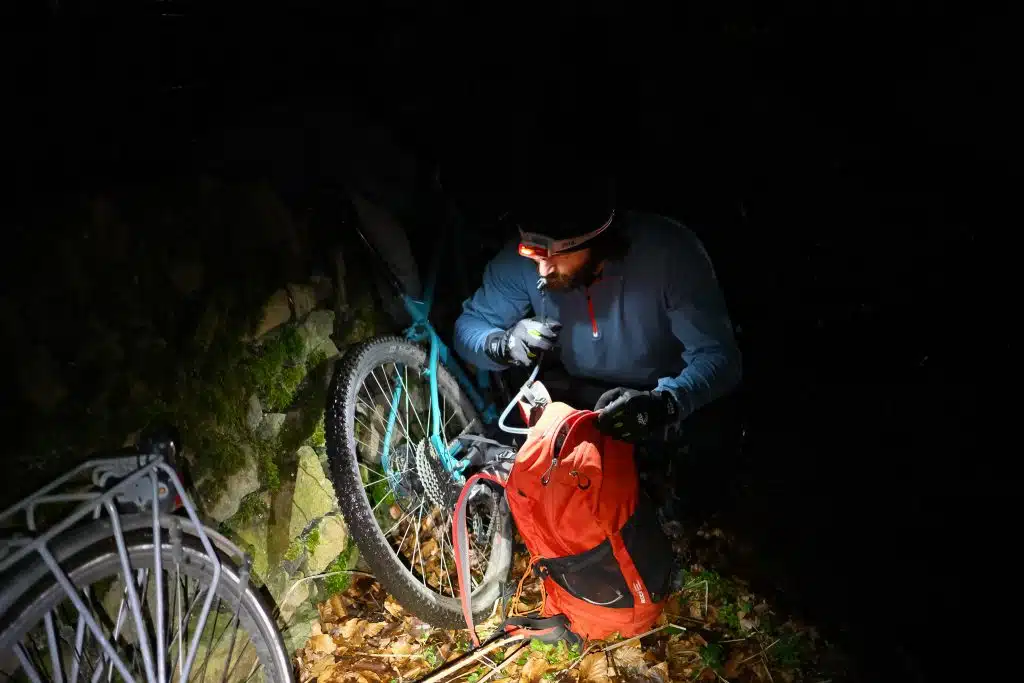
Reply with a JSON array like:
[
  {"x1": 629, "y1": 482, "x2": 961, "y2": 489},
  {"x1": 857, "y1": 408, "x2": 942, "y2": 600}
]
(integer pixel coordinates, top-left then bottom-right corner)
[{"x1": 294, "y1": 518, "x2": 854, "y2": 683}]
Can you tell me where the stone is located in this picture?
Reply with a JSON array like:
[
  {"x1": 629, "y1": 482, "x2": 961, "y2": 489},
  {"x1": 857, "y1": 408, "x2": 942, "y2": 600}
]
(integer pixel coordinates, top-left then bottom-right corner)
[
  {"x1": 276, "y1": 574, "x2": 311, "y2": 624},
  {"x1": 252, "y1": 288, "x2": 291, "y2": 339},
  {"x1": 287, "y1": 283, "x2": 318, "y2": 320},
  {"x1": 309, "y1": 275, "x2": 333, "y2": 304},
  {"x1": 287, "y1": 446, "x2": 338, "y2": 540},
  {"x1": 281, "y1": 601, "x2": 319, "y2": 657},
  {"x1": 301, "y1": 309, "x2": 335, "y2": 347},
  {"x1": 227, "y1": 492, "x2": 274, "y2": 579},
  {"x1": 246, "y1": 393, "x2": 263, "y2": 432},
  {"x1": 307, "y1": 515, "x2": 349, "y2": 574},
  {"x1": 258, "y1": 412, "x2": 287, "y2": 440},
  {"x1": 205, "y1": 446, "x2": 261, "y2": 522}
]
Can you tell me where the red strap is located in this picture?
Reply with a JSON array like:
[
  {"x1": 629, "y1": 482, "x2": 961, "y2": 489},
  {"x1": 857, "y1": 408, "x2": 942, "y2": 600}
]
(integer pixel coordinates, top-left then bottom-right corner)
[{"x1": 452, "y1": 472, "x2": 505, "y2": 647}]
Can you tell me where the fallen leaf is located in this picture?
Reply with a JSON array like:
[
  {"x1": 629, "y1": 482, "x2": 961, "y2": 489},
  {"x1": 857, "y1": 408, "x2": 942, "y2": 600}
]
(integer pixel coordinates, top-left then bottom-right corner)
[
  {"x1": 612, "y1": 646, "x2": 647, "y2": 670},
  {"x1": 390, "y1": 637, "x2": 415, "y2": 655},
  {"x1": 577, "y1": 653, "x2": 611, "y2": 683},
  {"x1": 329, "y1": 595, "x2": 347, "y2": 620},
  {"x1": 390, "y1": 504, "x2": 403, "y2": 520},
  {"x1": 351, "y1": 659, "x2": 391, "y2": 677},
  {"x1": 649, "y1": 661, "x2": 669, "y2": 683},
  {"x1": 310, "y1": 634, "x2": 336, "y2": 654},
  {"x1": 310, "y1": 657, "x2": 336, "y2": 679},
  {"x1": 364, "y1": 621, "x2": 388, "y2": 638},
  {"x1": 724, "y1": 650, "x2": 745, "y2": 678},
  {"x1": 339, "y1": 618, "x2": 368, "y2": 647},
  {"x1": 311, "y1": 622, "x2": 323, "y2": 636},
  {"x1": 520, "y1": 655, "x2": 552, "y2": 683},
  {"x1": 384, "y1": 595, "x2": 404, "y2": 619}
]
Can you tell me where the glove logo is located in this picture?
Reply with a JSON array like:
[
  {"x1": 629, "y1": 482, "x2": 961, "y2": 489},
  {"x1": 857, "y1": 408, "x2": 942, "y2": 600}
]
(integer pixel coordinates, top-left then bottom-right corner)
[{"x1": 636, "y1": 412, "x2": 648, "y2": 426}]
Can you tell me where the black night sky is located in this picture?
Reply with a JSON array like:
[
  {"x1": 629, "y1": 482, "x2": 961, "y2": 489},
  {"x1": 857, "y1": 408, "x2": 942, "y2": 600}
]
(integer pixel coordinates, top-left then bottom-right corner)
[{"x1": 5, "y1": 2, "x2": 1008, "y2": 681}]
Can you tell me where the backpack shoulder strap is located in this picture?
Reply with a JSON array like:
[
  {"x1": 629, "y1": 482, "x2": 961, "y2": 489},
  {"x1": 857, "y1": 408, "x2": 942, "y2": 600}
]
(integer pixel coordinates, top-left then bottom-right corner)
[{"x1": 453, "y1": 470, "x2": 507, "y2": 647}]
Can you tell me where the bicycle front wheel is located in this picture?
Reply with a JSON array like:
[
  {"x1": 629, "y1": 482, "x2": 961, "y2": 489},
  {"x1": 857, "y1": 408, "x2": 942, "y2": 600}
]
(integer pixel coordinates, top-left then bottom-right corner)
[
  {"x1": 325, "y1": 336, "x2": 512, "y2": 628},
  {"x1": 0, "y1": 530, "x2": 293, "y2": 683}
]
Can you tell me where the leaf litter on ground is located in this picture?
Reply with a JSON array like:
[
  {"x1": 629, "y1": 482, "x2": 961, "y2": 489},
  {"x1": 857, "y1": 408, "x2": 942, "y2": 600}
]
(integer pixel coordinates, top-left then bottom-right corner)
[{"x1": 296, "y1": 522, "x2": 852, "y2": 683}]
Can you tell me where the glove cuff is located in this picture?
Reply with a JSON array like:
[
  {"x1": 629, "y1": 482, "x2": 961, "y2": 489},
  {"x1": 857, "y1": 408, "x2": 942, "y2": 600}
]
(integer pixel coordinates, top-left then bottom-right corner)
[
  {"x1": 484, "y1": 330, "x2": 511, "y2": 366},
  {"x1": 654, "y1": 389, "x2": 680, "y2": 422}
]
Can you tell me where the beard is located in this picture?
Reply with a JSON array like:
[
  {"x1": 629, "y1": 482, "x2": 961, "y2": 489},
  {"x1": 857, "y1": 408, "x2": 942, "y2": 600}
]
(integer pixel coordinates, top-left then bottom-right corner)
[{"x1": 543, "y1": 256, "x2": 598, "y2": 292}]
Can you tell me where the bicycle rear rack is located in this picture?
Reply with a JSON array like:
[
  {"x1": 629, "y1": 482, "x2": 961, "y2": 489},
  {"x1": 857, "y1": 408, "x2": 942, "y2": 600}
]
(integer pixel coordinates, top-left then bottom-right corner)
[{"x1": 0, "y1": 454, "x2": 250, "y2": 683}]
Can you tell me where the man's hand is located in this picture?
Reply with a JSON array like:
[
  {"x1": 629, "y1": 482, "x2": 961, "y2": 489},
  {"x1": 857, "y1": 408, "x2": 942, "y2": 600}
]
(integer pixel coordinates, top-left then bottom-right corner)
[
  {"x1": 594, "y1": 387, "x2": 678, "y2": 443},
  {"x1": 485, "y1": 317, "x2": 562, "y2": 367}
]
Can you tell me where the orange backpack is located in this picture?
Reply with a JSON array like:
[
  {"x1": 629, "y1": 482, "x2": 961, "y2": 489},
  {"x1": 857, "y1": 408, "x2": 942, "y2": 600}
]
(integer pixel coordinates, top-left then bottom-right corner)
[{"x1": 454, "y1": 400, "x2": 673, "y2": 646}]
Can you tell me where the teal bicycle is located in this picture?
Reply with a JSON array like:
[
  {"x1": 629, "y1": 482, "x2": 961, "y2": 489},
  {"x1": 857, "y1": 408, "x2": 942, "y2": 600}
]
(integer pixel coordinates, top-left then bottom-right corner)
[{"x1": 324, "y1": 186, "x2": 531, "y2": 629}]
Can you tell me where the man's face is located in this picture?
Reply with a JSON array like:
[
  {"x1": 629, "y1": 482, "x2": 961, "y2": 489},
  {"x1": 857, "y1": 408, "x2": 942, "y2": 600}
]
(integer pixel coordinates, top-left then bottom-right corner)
[{"x1": 523, "y1": 248, "x2": 594, "y2": 291}]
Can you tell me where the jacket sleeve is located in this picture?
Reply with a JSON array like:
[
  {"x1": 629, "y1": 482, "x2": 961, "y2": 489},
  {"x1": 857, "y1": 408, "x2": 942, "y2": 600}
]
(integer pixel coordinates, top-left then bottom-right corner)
[
  {"x1": 454, "y1": 241, "x2": 535, "y2": 371},
  {"x1": 655, "y1": 233, "x2": 743, "y2": 422}
]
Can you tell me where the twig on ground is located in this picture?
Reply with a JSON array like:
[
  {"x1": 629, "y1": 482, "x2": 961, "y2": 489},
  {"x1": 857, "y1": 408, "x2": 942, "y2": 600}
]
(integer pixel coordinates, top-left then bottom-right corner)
[
  {"x1": 601, "y1": 624, "x2": 688, "y2": 653},
  {"x1": 739, "y1": 639, "x2": 779, "y2": 666},
  {"x1": 568, "y1": 643, "x2": 598, "y2": 670},
  {"x1": 275, "y1": 569, "x2": 376, "y2": 619},
  {"x1": 418, "y1": 635, "x2": 525, "y2": 683},
  {"x1": 474, "y1": 642, "x2": 527, "y2": 683}
]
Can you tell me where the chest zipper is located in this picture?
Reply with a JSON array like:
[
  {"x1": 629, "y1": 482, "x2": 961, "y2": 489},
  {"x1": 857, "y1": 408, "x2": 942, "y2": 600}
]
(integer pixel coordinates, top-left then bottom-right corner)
[{"x1": 585, "y1": 287, "x2": 599, "y2": 339}]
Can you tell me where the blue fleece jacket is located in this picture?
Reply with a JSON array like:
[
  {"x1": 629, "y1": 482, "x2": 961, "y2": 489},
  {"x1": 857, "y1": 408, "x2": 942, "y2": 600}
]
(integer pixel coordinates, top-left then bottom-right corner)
[{"x1": 453, "y1": 211, "x2": 742, "y2": 422}]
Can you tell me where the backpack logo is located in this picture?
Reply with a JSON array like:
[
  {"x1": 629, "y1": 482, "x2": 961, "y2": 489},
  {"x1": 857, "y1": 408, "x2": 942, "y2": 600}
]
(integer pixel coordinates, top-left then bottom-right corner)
[{"x1": 632, "y1": 580, "x2": 648, "y2": 605}]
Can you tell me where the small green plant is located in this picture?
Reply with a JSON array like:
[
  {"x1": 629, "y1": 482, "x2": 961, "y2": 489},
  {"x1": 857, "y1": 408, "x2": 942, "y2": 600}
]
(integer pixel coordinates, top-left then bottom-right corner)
[
  {"x1": 310, "y1": 417, "x2": 326, "y2": 450},
  {"x1": 770, "y1": 631, "x2": 804, "y2": 668},
  {"x1": 304, "y1": 527, "x2": 321, "y2": 555},
  {"x1": 700, "y1": 643, "x2": 724, "y2": 672},
  {"x1": 323, "y1": 542, "x2": 358, "y2": 597},
  {"x1": 423, "y1": 645, "x2": 441, "y2": 667},
  {"x1": 283, "y1": 538, "x2": 305, "y2": 562}
]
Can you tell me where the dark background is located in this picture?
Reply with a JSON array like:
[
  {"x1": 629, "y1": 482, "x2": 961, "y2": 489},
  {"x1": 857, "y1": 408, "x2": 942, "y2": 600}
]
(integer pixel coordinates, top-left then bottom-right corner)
[{"x1": 5, "y1": 1, "x2": 1008, "y2": 681}]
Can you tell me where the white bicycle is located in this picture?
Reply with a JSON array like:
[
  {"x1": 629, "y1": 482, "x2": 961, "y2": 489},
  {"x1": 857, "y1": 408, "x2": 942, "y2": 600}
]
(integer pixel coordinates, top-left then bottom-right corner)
[{"x1": 0, "y1": 426, "x2": 294, "y2": 683}]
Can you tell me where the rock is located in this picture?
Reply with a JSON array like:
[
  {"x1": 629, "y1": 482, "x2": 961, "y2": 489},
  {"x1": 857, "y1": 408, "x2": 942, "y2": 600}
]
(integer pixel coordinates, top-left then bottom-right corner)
[
  {"x1": 247, "y1": 393, "x2": 263, "y2": 432},
  {"x1": 307, "y1": 515, "x2": 349, "y2": 574},
  {"x1": 309, "y1": 275, "x2": 333, "y2": 304},
  {"x1": 225, "y1": 492, "x2": 273, "y2": 579},
  {"x1": 281, "y1": 601, "x2": 319, "y2": 657},
  {"x1": 252, "y1": 289, "x2": 291, "y2": 339},
  {"x1": 258, "y1": 412, "x2": 287, "y2": 440},
  {"x1": 277, "y1": 575, "x2": 312, "y2": 624},
  {"x1": 287, "y1": 283, "x2": 318, "y2": 320},
  {"x1": 317, "y1": 339, "x2": 341, "y2": 363},
  {"x1": 205, "y1": 447, "x2": 261, "y2": 522},
  {"x1": 169, "y1": 260, "x2": 204, "y2": 295},
  {"x1": 301, "y1": 309, "x2": 336, "y2": 349},
  {"x1": 288, "y1": 446, "x2": 338, "y2": 540}
]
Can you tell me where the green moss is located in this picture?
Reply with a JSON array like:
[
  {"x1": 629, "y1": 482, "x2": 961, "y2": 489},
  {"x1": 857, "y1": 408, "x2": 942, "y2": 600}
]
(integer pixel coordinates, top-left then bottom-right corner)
[
  {"x1": 305, "y1": 527, "x2": 321, "y2": 555},
  {"x1": 250, "y1": 326, "x2": 307, "y2": 412},
  {"x1": 283, "y1": 538, "x2": 305, "y2": 562},
  {"x1": 323, "y1": 541, "x2": 359, "y2": 597},
  {"x1": 234, "y1": 493, "x2": 270, "y2": 525},
  {"x1": 309, "y1": 417, "x2": 326, "y2": 450}
]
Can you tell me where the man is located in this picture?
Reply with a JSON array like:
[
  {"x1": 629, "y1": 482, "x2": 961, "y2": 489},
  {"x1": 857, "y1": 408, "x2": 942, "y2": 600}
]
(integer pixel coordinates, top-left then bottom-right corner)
[{"x1": 453, "y1": 167, "x2": 743, "y2": 450}]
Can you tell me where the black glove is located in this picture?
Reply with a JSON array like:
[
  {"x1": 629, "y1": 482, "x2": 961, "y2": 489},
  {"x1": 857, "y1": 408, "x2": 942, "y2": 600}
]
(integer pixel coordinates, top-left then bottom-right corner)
[
  {"x1": 594, "y1": 387, "x2": 678, "y2": 443},
  {"x1": 485, "y1": 317, "x2": 562, "y2": 367}
]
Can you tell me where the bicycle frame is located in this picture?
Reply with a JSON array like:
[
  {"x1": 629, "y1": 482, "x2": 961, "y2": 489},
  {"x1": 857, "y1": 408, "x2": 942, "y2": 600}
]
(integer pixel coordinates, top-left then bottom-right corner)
[{"x1": 351, "y1": 210, "x2": 501, "y2": 484}]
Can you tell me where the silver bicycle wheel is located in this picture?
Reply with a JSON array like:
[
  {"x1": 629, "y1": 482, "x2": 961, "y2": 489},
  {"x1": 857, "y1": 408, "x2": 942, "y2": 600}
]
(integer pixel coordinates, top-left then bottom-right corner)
[{"x1": 0, "y1": 529, "x2": 292, "y2": 683}]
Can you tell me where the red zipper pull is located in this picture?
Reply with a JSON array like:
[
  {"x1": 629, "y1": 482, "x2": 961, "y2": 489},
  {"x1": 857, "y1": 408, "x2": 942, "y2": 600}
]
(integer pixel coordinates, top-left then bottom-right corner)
[{"x1": 585, "y1": 288, "x2": 599, "y2": 338}]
